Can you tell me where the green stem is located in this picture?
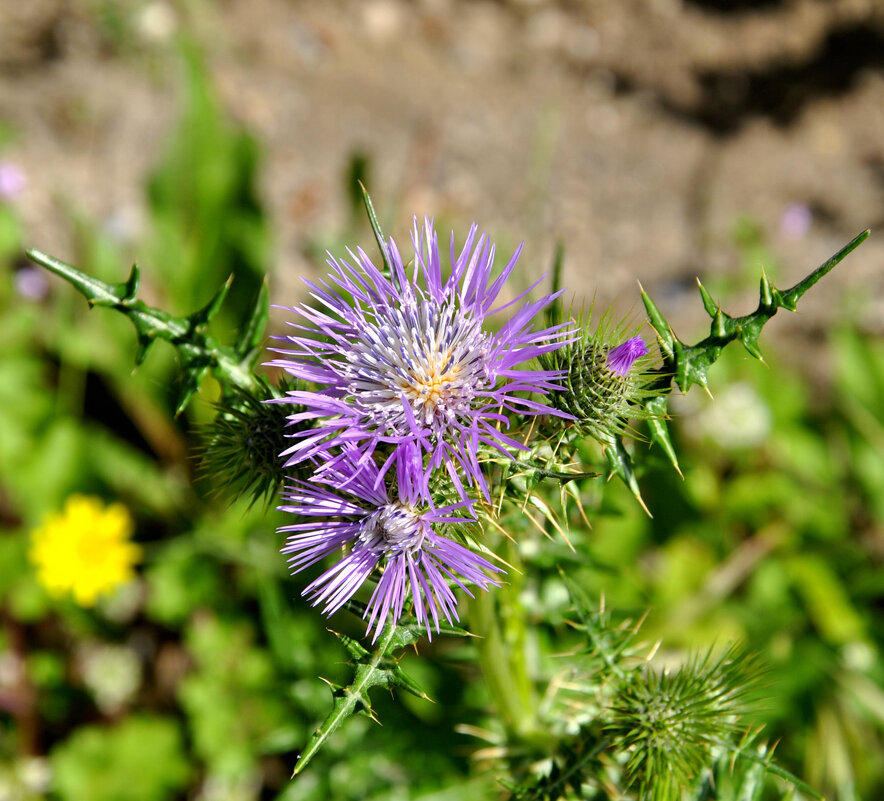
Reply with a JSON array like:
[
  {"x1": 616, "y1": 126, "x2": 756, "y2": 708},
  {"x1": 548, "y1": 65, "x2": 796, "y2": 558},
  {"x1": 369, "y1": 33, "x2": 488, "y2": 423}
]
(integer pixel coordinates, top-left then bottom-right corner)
[
  {"x1": 469, "y1": 545, "x2": 539, "y2": 742},
  {"x1": 292, "y1": 623, "x2": 398, "y2": 776}
]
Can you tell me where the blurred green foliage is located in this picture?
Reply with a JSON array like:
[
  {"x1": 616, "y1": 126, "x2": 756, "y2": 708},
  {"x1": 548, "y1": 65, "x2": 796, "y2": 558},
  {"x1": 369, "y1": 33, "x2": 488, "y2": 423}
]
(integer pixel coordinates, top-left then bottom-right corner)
[
  {"x1": 147, "y1": 44, "x2": 268, "y2": 327},
  {"x1": 51, "y1": 716, "x2": 190, "y2": 801},
  {"x1": 1, "y1": 35, "x2": 882, "y2": 801}
]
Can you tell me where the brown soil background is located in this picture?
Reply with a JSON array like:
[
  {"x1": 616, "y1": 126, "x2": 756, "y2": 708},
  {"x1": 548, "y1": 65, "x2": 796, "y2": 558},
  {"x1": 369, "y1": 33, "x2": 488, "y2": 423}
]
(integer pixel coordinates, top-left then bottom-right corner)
[{"x1": 2, "y1": 0, "x2": 882, "y2": 373}]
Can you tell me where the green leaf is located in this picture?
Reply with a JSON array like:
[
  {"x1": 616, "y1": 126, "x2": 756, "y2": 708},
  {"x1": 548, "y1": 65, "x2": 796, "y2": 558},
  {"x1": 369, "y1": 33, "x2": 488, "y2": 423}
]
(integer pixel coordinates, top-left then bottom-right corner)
[
  {"x1": 292, "y1": 609, "x2": 469, "y2": 777},
  {"x1": 51, "y1": 716, "x2": 190, "y2": 801},
  {"x1": 644, "y1": 230, "x2": 869, "y2": 397},
  {"x1": 632, "y1": 230, "x2": 870, "y2": 491},
  {"x1": 359, "y1": 183, "x2": 393, "y2": 277},
  {"x1": 26, "y1": 249, "x2": 266, "y2": 412}
]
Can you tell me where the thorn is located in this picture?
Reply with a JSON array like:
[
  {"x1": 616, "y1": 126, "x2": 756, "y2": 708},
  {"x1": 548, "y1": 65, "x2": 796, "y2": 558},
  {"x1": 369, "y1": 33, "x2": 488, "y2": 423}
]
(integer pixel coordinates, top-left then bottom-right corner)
[
  {"x1": 703, "y1": 385, "x2": 714, "y2": 400},
  {"x1": 695, "y1": 277, "x2": 717, "y2": 317},
  {"x1": 741, "y1": 337, "x2": 767, "y2": 364},
  {"x1": 759, "y1": 267, "x2": 774, "y2": 308},
  {"x1": 191, "y1": 274, "x2": 233, "y2": 329},
  {"x1": 134, "y1": 337, "x2": 153, "y2": 366},
  {"x1": 120, "y1": 263, "x2": 140, "y2": 301},
  {"x1": 646, "y1": 639, "x2": 662, "y2": 661},
  {"x1": 523, "y1": 510, "x2": 558, "y2": 544},
  {"x1": 574, "y1": 492, "x2": 593, "y2": 530},
  {"x1": 712, "y1": 306, "x2": 727, "y2": 338}
]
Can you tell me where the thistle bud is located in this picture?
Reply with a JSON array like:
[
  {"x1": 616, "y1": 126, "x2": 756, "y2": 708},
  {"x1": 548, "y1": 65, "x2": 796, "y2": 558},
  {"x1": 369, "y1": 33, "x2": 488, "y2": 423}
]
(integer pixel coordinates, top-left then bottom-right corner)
[
  {"x1": 606, "y1": 646, "x2": 760, "y2": 801},
  {"x1": 199, "y1": 382, "x2": 304, "y2": 506},
  {"x1": 540, "y1": 319, "x2": 654, "y2": 444}
]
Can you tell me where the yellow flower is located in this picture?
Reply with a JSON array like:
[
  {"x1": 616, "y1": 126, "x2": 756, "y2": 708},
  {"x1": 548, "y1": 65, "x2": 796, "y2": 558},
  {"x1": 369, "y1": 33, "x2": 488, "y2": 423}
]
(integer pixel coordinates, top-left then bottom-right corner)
[{"x1": 29, "y1": 495, "x2": 141, "y2": 607}]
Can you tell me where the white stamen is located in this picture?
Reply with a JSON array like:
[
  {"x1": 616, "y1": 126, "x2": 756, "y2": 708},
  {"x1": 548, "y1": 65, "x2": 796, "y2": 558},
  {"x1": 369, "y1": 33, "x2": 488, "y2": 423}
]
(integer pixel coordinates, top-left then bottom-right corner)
[
  {"x1": 358, "y1": 502, "x2": 428, "y2": 556},
  {"x1": 341, "y1": 296, "x2": 492, "y2": 432}
]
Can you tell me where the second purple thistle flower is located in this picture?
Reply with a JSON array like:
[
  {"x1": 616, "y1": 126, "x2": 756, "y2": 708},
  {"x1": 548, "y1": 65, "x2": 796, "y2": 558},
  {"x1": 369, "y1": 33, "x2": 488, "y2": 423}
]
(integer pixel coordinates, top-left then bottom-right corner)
[
  {"x1": 269, "y1": 218, "x2": 573, "y2": 499},
  {"x1": 278, "y1": 445, "x2": 501, "y2": 640}
]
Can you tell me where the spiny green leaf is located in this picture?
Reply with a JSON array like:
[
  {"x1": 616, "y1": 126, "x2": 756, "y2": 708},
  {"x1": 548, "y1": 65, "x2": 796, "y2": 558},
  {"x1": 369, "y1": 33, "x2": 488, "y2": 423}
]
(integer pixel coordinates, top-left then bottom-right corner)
[
  {"x1": 633, "y1": 230, "x2": 870, "y2": 487},
  {"x1": 561, "y1": 574, "x2": 645, "y2": 678},
  {"x1": 235, "y1": 278, "x2": 270, "y2": 362},
  {"x1": 359, "y1": 182, "x2": 393, "y2": 277},
  {"x1": 643, "y1": 229, "x2": 869, "y2": 396},
  {"x1": 604, "y1": 439, "x2": 650, "y2": 517},
  {"x1": 644, "y1": 395, "x2": 681, "y2": 476},
  {"x1": 293, "y1": 603, "x2": 471, "y2": 777},
  {"x1": 293, "y1": 625, "x2": 397, "y2": 776},
  {"x1": 26, "y1": 249, "x2": 267, "y2": 411},
  {"x1": 293, "y1": 621, "x2": 437, "y2": 777}
]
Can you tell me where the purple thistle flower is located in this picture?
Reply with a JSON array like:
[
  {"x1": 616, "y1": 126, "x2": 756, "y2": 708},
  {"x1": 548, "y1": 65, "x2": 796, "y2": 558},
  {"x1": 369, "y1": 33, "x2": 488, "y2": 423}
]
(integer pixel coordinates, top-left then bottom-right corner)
[
  {"x1": 269, "y1": 217, "x2": 573, "y2": 500},
  {"x1": 278, "y1": 444, "x2": 501, "y2": 641},
  {"x1": 606, "y1": 336, "x2": 648, "y2": 376}
]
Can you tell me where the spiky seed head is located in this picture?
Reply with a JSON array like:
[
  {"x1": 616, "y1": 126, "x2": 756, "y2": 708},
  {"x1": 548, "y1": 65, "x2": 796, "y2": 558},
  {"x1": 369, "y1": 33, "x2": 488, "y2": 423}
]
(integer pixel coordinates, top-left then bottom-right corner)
[{"x1": 606, "y1": 646, "x2": 761, "y2": 801}]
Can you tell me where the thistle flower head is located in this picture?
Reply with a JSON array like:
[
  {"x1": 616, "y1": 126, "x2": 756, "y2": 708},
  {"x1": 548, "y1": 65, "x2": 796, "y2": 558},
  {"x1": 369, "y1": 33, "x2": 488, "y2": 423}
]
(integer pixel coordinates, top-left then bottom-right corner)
[
  {"x1": 538, "y1": 313, "x2": 656, "y2": 444},
  {"x1": 278, "y1": 443, "x2": 501, "y2": 641},
  {"x1": 268, "y1": 217, "x2": 573, "y2": 501}
]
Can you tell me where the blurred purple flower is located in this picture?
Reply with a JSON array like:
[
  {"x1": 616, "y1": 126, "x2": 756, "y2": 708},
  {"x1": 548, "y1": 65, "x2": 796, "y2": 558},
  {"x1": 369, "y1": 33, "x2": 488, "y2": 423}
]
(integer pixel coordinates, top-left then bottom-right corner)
[
  {"x1": 278, "y1": 445, "x2": 500, "y2": 640},
  {"x1": 0, "y1": 162, "x2": 26, "y2": 202},
  {"x1": 14, "y1": 267, "x2": 49, "y2": 301},
  {"x1": 606, "y1": 336, "x2": 648, "y2": 376},
  {"x1": 269, "y1": 217, "x2": 573, "y2": 501},
  {"x1": 779, "y1": 202, "x2": 812, "y2": 240}
]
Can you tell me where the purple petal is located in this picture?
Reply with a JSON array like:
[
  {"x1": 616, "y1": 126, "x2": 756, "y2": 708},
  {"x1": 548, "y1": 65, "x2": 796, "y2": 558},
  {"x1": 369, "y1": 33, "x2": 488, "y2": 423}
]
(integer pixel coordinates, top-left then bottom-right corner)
[{"x1": 606, "y1": 336, "x2": 649, "y2": 376}]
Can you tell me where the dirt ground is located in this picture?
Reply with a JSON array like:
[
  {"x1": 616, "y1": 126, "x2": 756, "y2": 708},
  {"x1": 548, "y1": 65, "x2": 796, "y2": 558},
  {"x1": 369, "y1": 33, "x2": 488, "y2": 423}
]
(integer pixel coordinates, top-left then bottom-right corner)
[{"x1": 2, "y1": 0, "x2": 882, "y2": 374}]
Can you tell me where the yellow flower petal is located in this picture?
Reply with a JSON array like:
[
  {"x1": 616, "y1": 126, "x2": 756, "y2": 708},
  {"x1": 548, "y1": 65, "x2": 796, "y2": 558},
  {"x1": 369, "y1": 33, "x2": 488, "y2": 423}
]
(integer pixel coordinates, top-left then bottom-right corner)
[{"x1": 29, "y1": 494, "x2": 140, "y2": 607}]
